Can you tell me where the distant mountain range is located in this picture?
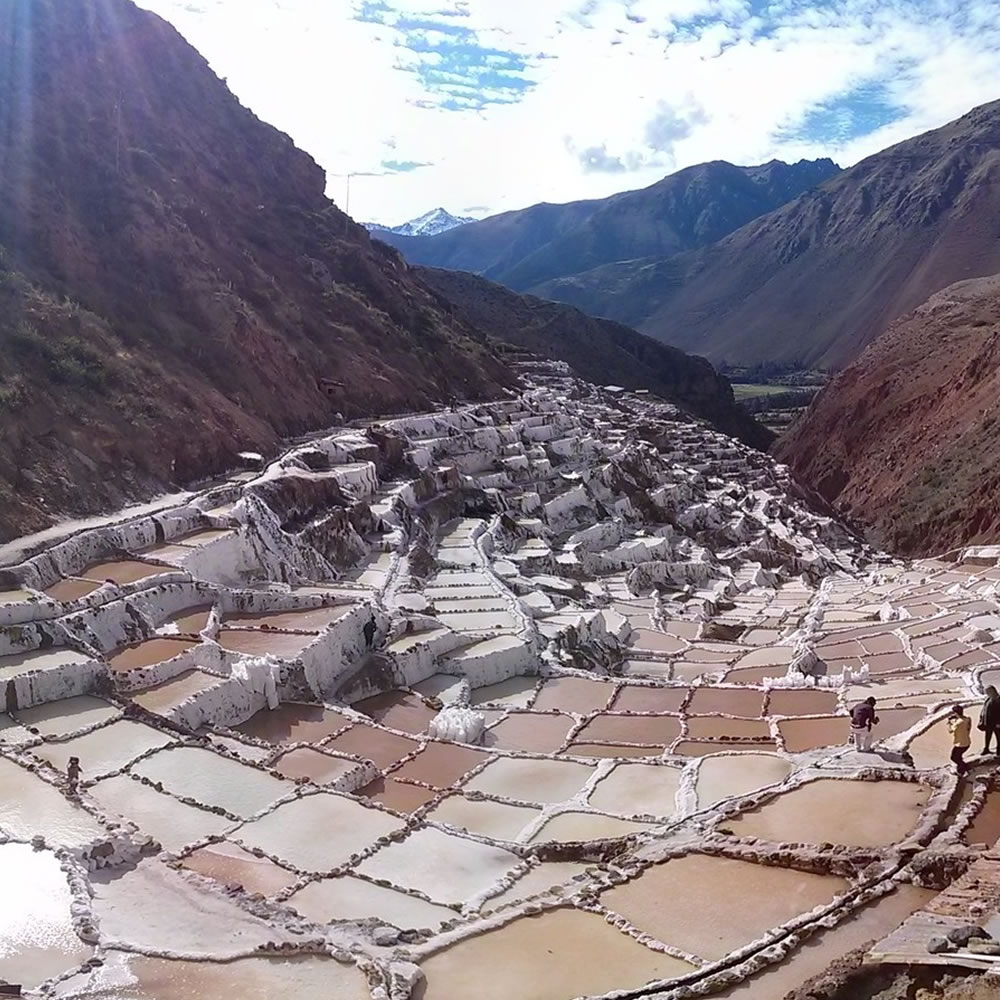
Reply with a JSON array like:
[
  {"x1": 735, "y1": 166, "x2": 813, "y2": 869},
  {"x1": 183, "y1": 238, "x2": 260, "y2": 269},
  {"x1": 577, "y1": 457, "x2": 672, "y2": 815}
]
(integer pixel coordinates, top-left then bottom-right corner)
[
  {"x1": 373, "y1": 159, "x2": 840, "y2": 296},
  {"x1": 538, "y1": 100, "x2": 1000, "y2": 368},
  {"x1": 365, "y1": 208, "x2": 475, "y2": 238}
]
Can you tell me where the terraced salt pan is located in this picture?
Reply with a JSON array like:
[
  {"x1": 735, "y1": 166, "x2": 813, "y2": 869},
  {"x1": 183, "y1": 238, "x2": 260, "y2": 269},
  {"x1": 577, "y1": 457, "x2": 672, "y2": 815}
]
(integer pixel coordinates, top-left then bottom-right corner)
[
  {"x1": 108, "y1": 638, "x2": 200, "y2": 673},
  {"x1": 906, "y1": 718, "x2": 957, "y2": 769},
  {"x1": 532, "y1": 676, "x2": 615, "y2": 714},
  {"x1": 235, "y1": 702, "x2": 353, "y2": 744},
  {"x1": 80, "y1": 559, "x2": 167, "y2": 585},
  {"x1": 674, "y1": 740, "x2": 778, "y2": 757},
  {"x1": 483, "y1": 861, "x2": 592, "y2": 910},
  {"x1": 16, "y1": 695, "x2": 120, "y2": 736},
  {"x1": 355, "y1": 689, "x2": 437, "y2": 735},
  {"x1": 426, "y1": 794, "x2": 540, "y2": 841},
  {"x1": 287, "y1": 874, "x2": 455, "y2": 928},
  {"x1": 360, "y1": 776, "x2": 440, "y2": 813},
  {"x1": 566, "y1": 742, "x2": 660, "y2": 758},
  {"x1": 163, "y1": 605, "x2": 214, "y2": 634},
  {"x1": 485, "y1": 712, "x2": 574, "y2": 753},
  {"x1": 90, "y1": 860, "x2": 293, "y2": 956},
  {"x1": 131, "y1": 746, "x2": 290, "y2": 818},
  {"x1": 725, "y1": 778, "x2": 931, "y2": 846},
  {"x1": 415, "y1": 907, "x2": 694, "y2": 1000},
  {"x1": 33, "y1": 719, "x2": 176, "y2": 776},
  {"x1": 130, "y1": 669, "x2": 226, "y2": 715},
  {"x1": 223, "y1": 606, "x2": 350, "y2": 630},
  {"x1": 390, "y1": 741, "x2": 489, "y2": 787},
  {"x1": 470, "y1": 676, "x2": 536, "y2": 709},
  {"x1": 714, "y1": 884, "x2": 936, "y2": 1000},
  {"x1": 0, "y1": 712, "x2": 34, "y2": 745},
  {"x1": 577, "y1": 713, "x2": 681, "y2": 745},
  {"x1": 588, "y1": 762, "x2": 681, "y2": 816},
  {"x1": 686, "y1": 716, "x2": 772, "y2": 740},
  {"x1": 0, "y1": 844, "x2": 91, "y2": 989},
  {"x1": 611, "y1": 685, "x2": 688, "y2": 713},
  {"x1": 52, "y1": 951, "x2": 370, "y2": 999},
  {"x1": 236, "y1": 792, "x2": 404, "y2": 871},
  {"x1": 0, "y1": 587, "x2": 33, "y2": 603},
  {"x1": 43, "y1": 579, "x2": 101, "y2": 602},
  {"x1": 325, "y1": 723, "x2": 419, "y2": 769},
  {"x1": 0, "y1": 757, "x2": 105, "y2": 846},
  {"x1": 530, "y1": 811, "x2": 656, "y2": 843},
  {"x1": 358, "y1": 826, "x2": 520, "y2": 905},
  {"x1": 0, "y1": 647, "x2": 91, "y2": 681},
  {"x1": 601, "y1": 854, "x2": 848, "y2": 961},
  {"x1": 272, "y1": 746, "x2": 359, "y2": 785},
  {"x1": 216, "y1": 629, "x2": 316, "y2": 657},
  {"x1": 694, "y1": 753, "x2": 793, "y2": 811},
  {"x1": 464, "y1": 756, "x2": 594, "y2": 804},
  {"x1": 89, "y1": 774, "x2": 233, "y2": 853},
  {"x1": 181, "y1": 841, "x2": 299, "y2": 896}
]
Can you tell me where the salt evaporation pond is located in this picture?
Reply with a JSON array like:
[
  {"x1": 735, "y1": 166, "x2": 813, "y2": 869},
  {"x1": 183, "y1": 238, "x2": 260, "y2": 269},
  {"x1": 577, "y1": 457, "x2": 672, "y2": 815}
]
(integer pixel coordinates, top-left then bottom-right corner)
[
  {"x1": 0, "y1": 844, "x2": 91, "y2": 989},
  {"x1": 8, "y1": 371, "x2": 1000, "y2": 1000}
]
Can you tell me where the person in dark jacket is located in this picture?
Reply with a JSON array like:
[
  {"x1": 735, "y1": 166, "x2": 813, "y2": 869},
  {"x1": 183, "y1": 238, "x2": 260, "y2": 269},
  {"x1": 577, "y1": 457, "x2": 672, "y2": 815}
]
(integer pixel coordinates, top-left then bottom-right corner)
[
  {"x1": 849, "y1": 697, "x2": 879, "y2": 752},
  {"x1": 979, "y1": 686, "x2": 1000, "y2": 755}
]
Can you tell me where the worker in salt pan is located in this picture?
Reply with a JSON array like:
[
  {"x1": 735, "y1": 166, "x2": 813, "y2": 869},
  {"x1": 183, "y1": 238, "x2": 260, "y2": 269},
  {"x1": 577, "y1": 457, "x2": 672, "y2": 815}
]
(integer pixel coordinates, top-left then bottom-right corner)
[
  {"x1": 978, "y1": 686, "x2": 1000, "y2": 756},
  {"x1": 948, "y1": 704, "x2": 972, "y2": 777},
  {"x1": 849, "y1": 697, "x2": 879, "y2": 751},
  {"x1": 67, "y1": 756, "x2": 82, "y2": 796}
]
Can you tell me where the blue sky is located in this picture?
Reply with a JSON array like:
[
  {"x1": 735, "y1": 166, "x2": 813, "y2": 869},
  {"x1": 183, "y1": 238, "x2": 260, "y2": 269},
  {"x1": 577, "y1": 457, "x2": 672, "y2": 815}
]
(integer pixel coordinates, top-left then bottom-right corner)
[{"x1": 139, "y1": 0, "x2": 1000, "y2": 224}]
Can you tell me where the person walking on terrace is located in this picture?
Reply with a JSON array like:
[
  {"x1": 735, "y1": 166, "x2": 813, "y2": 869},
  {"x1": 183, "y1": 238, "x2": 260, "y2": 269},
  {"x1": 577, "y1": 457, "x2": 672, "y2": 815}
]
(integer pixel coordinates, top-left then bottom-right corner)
[
  {"x1": 66, "y1": 756, "x2": 81, "y2": 797},
  {"x1": 849, "y1": 697, "x2": 879, "y2": 752},
  {"x1": 949, "y1": 704, "x2": 972, "y2": 777},
  {"x1": 979, "y1": 686, "x2": 1000, "y2": 755}
]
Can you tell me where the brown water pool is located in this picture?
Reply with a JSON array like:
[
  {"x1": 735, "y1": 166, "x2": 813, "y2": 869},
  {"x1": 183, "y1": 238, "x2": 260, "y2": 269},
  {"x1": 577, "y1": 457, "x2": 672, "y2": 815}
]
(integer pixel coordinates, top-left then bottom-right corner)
[
  {"x1": 724, "y1": 778, "x2": 931, "y2": 846},
  {"x1": 686, "y1": 687, "x2": 764, "y2": 717},
  {"x1": 389, "y1": 741, "x2": 489, "y2": 787},
  {"x1": 108, "y1": 637, "x2": 199, "y2": 673},
  {"x1": 576, "y1": 713, "x2": 681, "y2": 745},
  {"x1": 181, "y1": 841, "x2": 299, "y2": 896},
  {"x1": 611, "y1": 685, "x2": 689, "y2": 713},
  {"x1": 217, "y1": 629, "x2": 316, "y2": 658},
  {"x1": 484, "y1": 712, "x2": 574, "y2": 753},
  {"x1": 415, "y1": 907, "x2": 693, "y2": 1000},
  {"x1": 532, "y1": 676, "x2": 615, "y2": 714},
  {"x1": 359, "y1": 777, "x2": 440, "y2": 814},
  {"x1": 235, "y1": 703, "x2": 352, "y2": 745},
  {"x1": 601, "y1": 853, "x2": 847, "y2": 961},
  {"x1": 766, "y1": 689, "x2": 839, "y2": 716},
  {"x1": 272, "y1": 747, "x2": 359, "y2": 785},
  {"x1": 324, "y1": 724, "x2": 420, "y2": 770},
  {"x1": 354, "y1": 690, "x2": 437, "y2": 735}
]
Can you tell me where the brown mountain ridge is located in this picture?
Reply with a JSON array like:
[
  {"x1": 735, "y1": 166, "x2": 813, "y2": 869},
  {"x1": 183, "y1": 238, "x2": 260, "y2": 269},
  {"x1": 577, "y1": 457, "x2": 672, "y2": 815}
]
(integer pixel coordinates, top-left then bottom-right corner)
[
  {"x1": 0, "y1": 0, "x2": 766, "y2": 543},
  {"x1": 776, "y1": 274, "x2": 1000, "y2": 555}
]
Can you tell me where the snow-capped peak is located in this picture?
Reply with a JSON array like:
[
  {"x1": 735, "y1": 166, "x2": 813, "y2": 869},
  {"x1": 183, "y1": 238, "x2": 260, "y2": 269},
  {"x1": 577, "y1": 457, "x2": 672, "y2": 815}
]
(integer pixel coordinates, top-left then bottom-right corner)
[{"x1": 365, "y1": 207, "x2": 475, "y2": 238}]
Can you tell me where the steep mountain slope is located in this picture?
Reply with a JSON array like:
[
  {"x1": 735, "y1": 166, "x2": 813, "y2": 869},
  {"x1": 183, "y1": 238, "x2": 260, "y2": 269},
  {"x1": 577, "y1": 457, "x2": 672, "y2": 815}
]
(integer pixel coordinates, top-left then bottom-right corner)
[
  {"x1": 377, "y1": 159, "x2": 838, "y2": 291},
  {"x1": 0, "y1": 0, "x2": 512, "y2": 542},
  {"x1": 775, "y1": 275, "x2": 1000, "y2": 555},
  {"x1": 419, "y1": 267, "x2": 773, "y2": 450},
  {"x1": 365, "y1": 208, "x2": 474, "y2": 238},
  {"x1": 537, "y1": 101, "x2": 1000, "y2": 369}
]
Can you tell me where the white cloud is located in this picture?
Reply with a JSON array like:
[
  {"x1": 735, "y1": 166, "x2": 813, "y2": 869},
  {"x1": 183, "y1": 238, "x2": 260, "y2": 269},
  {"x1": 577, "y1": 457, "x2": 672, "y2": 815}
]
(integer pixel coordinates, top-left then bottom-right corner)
[{"x1": 137, "y1": 0, "x2": 1000, "y2": 225}]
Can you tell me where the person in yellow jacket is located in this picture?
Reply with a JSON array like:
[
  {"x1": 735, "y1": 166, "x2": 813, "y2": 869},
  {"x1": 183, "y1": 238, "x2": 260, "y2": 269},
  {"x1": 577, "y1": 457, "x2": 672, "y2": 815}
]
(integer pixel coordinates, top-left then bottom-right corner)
[{"x1": 948, "y1": 705, "x2": 972, "y2": 777}]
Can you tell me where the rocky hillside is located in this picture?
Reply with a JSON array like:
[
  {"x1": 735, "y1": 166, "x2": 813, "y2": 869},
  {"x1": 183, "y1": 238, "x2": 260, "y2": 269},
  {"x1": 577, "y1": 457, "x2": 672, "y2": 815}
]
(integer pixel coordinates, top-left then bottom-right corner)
[
  {"x1": 775, "y1": 274, "x2": 1000, "y2": 555},
  {"x1": 377, "y1": 159, "x2": 839, "y2": 292},
  {"x1": 538, "y1": 101, "x2": 1000, "y2": 369},
  {"x1": 0, "y1": 0, "x2": 513, "y2": 542},
  {"x1": 419, "y1": 267, "x2": 773, "y2": 450}
]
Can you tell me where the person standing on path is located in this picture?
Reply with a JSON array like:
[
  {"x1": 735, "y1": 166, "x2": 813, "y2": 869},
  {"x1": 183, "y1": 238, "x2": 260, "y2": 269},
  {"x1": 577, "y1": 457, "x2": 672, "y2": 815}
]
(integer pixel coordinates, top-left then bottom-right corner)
[
  {"x1": 978, "y1": 686, "x2": 1000, "y2": 755},
  {"x1": 849, "y1": 697, "x2": 879, "y2": 752},
  {"x1": 948, "y1": 704, "x2": 972, "y2": 777}
]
